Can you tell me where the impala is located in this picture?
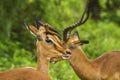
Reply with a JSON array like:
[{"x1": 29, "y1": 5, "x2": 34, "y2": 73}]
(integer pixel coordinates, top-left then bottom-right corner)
[
  {"x1": 61, "y1": 4, "x2": 120, "y2": 80},
  {"x1": 0, "y1": 20, "x2": 71, "y2": 80},
  {"x1": 38, "y1": 3, "x2": 120, "y2": 80}
]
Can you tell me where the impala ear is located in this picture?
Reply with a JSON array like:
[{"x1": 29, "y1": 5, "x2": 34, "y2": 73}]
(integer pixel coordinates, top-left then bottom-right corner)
[
  {"x1": 70, "y1": 31, "x2": 89, "y2": 46},
  {"x1": 73, "y1": 31, "x2": 80, "y2": 39},
  {"x1": 67, "y1": 31, "x2": 80, "y2": 44},
  {"x1": 24, "y1": 22, "x2": 39, "y2": 36},
  {"x1": 68, "y1": 31, "x2": 89, "y2": 48},
  {"x1": 73, "y1": 31, "x2": 89, "y2": 45},
  {"x1": 80, "y1": 40, "x2": 89, "y2": 45},
  {"x1": 36, "y1": 18, "x2": 44, "y2": 29}
]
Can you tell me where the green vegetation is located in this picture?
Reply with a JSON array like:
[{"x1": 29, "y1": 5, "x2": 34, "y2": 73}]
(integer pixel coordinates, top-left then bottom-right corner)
[{"x1": 0, "y1": 0, "x2": 120, "y2": 80}]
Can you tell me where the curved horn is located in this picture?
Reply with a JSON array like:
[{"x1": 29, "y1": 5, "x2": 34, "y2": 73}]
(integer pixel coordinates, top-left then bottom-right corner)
[{"x1": 63, "y1": 2, "x2": 89, "y2": 41}]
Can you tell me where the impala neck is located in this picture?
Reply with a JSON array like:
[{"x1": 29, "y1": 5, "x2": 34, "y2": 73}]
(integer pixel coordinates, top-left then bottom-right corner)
[
  {"x1": 36, "y1": 42, "x2": 49, "y2": 75},
  {"x1": 68, "y1": 46, "x2": 99, "y2": 79}
]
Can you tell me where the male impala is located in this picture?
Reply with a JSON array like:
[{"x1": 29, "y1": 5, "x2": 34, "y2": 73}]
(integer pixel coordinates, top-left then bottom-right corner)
[
  {"x1": 38, "y1": 4, "x2": 120, "y2": 80},
  {"x1": 0, "y1": 20, "x2": 71, "y2": 80},
  {"x1": 61, "y1": 4, "x2": 120, "y2": 80}
]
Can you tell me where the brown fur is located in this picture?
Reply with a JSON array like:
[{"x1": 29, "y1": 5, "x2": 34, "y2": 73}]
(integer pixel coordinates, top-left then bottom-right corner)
[
  {"x1": 0, "y1": 68, "x2": 50, "y2": 80},
  {"x1": 68, "y1": 46, "x2": 120, "y2": 80}
]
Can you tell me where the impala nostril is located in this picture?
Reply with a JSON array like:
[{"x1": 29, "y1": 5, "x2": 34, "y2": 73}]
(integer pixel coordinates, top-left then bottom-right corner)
[{"x1": 66, "y1": 51, "x2": 71, "y2": 55}]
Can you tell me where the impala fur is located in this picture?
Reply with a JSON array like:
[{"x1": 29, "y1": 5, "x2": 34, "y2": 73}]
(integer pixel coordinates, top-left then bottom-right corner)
[{"x1": 0, "y1": 68, "x2": 50, "y2": 80}]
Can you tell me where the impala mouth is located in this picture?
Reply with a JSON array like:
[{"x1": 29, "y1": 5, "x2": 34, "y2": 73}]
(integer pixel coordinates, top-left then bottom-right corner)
[{"x1": 62, "y1": 54, "x2": 71, "y2": 59}]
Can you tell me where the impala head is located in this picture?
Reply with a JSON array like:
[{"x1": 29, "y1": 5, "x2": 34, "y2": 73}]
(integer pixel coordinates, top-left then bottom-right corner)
[{"x1": 24, "y1": 19, "x2": 71, "y2": 63}]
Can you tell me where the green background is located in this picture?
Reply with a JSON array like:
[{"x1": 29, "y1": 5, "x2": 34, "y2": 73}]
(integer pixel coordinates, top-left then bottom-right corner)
[{"x1": 0, "y1": 0, "x2": 120, "y2": 80}]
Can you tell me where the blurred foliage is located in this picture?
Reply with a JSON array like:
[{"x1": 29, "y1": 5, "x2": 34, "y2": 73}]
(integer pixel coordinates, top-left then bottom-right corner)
[{"x1": 0, "y1": 0, "x2": 120, "y2": 80}]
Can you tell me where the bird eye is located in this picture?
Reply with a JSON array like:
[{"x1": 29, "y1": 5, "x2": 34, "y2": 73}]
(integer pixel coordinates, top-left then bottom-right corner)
[{"x1": 45, "y1": 38, "x2": 53, "y2": 44}]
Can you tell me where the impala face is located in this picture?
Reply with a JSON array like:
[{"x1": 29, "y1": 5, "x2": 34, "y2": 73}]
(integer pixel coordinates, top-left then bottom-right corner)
[{"x1": 25, "y1": 21, "x2": 71, "y2": 63}]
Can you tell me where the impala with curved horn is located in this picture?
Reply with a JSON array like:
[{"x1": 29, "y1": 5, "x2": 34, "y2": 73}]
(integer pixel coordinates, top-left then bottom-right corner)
[{"x1": 62, "y1": 4, "x2": 120, "y2": 80}]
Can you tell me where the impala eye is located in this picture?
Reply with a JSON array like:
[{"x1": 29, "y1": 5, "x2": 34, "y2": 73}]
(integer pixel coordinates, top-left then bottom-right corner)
[{"x1": 45, "y1": 37, "x2": 53, "y2": 44}]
